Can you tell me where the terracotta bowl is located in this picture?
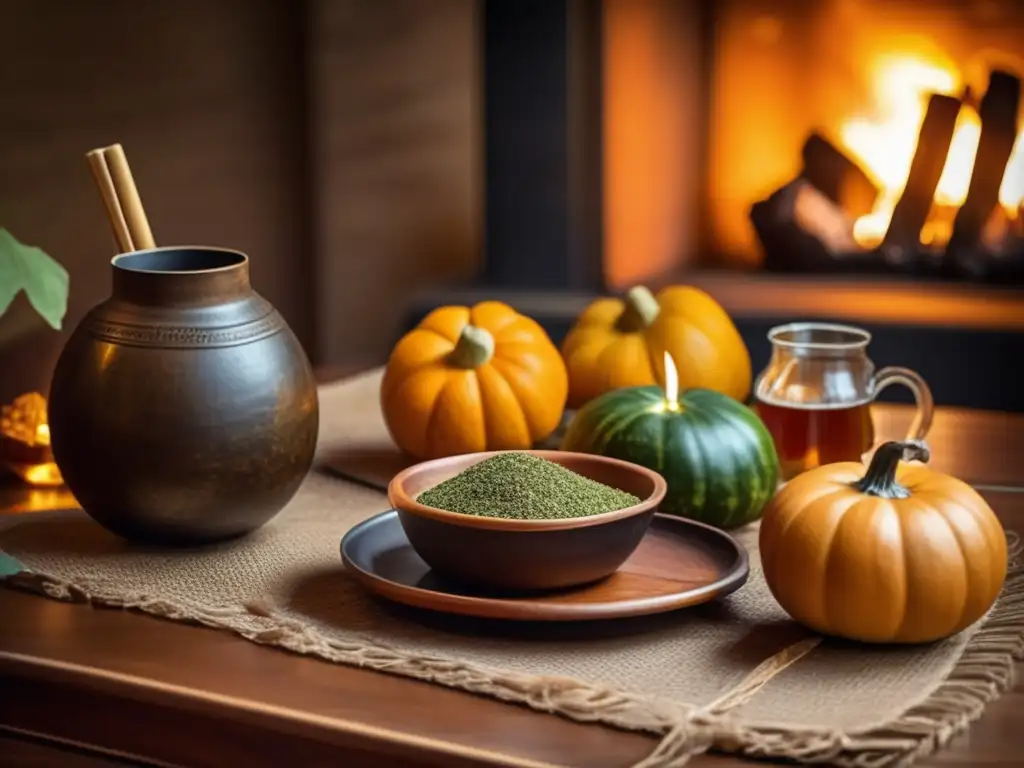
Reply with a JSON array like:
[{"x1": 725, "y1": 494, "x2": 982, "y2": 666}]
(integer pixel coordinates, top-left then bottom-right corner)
[{"x1": 386, "y1": 450, "x2": 667, "y2": 592}]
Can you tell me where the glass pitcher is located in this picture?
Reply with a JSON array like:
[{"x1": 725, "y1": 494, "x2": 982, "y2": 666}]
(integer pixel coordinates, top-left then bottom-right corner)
[{"x1": 753, "y1": 322, "x2": 933, "y2": 481}]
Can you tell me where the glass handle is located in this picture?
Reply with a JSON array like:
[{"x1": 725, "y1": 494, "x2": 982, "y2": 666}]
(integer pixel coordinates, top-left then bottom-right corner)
[{"x1": 872, "y1": 366, "x2": 934, "y2": 441}]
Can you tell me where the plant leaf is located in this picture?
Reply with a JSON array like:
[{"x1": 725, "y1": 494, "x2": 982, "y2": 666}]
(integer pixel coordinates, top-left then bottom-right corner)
[
  {"x1": 0, "y1": 552, "x2": 24, "y2": 578},
  {"x1": 0, "y1": 228, "x2": 69, "y2": 330}
]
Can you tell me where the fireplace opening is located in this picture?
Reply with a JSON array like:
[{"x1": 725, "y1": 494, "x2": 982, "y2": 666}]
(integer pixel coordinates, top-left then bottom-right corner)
[
  {"x1": 750, "y1": 51, "x2": 1024, "y2": 283},
  {"x1": 707, "y1": 1, "x2": 1024, "y2": 283}
]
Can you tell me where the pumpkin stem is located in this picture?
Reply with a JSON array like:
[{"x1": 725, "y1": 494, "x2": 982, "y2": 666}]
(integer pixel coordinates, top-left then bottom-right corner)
[
  {"x1": 853, "y1": 440, "x2": 930, "y2": 499},
  {"x1": 617, "y1": 286, "x2": 661, "y2": 332},
  {"x1": 448, "y1": 324, "x2": 495, "y2": 368}
]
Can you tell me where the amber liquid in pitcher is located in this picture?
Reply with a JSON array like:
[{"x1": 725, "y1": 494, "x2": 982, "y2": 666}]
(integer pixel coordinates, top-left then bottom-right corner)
[{"x1": 755, "y1": 397, "x2": 875, "y2": 481}]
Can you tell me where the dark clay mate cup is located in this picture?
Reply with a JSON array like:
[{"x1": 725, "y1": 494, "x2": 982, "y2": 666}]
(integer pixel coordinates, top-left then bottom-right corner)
[{"x1": 48, "y1": 246, "x2": 319, "y2": 546}]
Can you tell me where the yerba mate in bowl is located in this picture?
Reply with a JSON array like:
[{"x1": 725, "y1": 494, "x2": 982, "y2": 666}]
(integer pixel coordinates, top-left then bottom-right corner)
[
  {"x1": 417, "y1": 452, "x2": 641, "y2": 521},
  {"x1": 387, "y1": 450, "x2": 666, "y2": 591}
]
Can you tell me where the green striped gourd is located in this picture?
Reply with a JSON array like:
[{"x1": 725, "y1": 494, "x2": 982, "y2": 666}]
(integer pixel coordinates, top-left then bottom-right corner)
[{"x1": 561, "y1": 385, "x2": 779, "y2": 529}]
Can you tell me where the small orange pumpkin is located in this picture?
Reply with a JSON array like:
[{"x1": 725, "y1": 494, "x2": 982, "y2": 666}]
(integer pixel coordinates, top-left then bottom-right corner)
[
  {"x1": 381, "y1": 301, "x2": 568, "y2": 460},
  {"x1": 760, "y1": 440, "x2": 1008, "y2": 644},
  {"x1": 560, "y1": 285, "x2": 751, "y2": 409}
]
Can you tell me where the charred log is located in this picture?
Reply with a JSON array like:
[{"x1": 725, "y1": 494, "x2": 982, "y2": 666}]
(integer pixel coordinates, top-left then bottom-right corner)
[
  {"x1": 751, "y1": 179, "x2": 885, "y2": 273},
  {"x1": 948, "y1": 70, "x2": 1022, "y2": 276},
  {"x1": 800, "y1": 133, "x2": 879, "y2": 220},
  {"x1": 952, "y1": 205, "x2": 1024, "y2": 281},
  {"x1": 881, "y1": 94, "x2": 962, "y2": 264}
]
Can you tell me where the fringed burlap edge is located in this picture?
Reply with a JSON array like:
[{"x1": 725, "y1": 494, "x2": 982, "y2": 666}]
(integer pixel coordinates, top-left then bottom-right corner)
[{"x1": 3, "y1": 531, "x2": 1022, "y2": 768}]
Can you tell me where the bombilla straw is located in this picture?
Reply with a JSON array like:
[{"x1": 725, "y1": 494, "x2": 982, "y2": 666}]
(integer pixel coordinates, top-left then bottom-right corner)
[{"x1": 86, "y1": 143, "x2": 156, "y2": 253}]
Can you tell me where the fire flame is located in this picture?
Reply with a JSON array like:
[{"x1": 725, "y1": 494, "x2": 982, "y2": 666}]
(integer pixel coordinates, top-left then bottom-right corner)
[{"x1": 840, "y1": 56, "x2": 1024, "y2": 248}]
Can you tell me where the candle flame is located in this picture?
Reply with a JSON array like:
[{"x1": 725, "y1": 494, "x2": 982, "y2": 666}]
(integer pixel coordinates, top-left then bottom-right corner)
[
  {"x1": 663, "y1": 350, "x2": 679, "y2": 408},
  {"x1": 22, "y1": 462, "x2": 64, "y2": 487}
]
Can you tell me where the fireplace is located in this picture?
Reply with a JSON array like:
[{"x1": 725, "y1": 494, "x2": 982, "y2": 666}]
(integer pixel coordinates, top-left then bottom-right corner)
[
  {"x1": 406, "y1": 0, "x2": 1024, "y2": 412},
  {"x1": 473, "y1": 0, "x2": 1024, "y2": 285},
  {"x1": 735, "y1": 1, "x2": 1024, "y2": 282}
]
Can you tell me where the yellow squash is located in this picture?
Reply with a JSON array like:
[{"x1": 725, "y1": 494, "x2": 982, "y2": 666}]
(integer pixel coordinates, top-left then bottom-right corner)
[
  {"x1": 561, "y1": 285, "x2": 751, "y2": 409},
  {"x1": 760, "y1": 440, "x2": 1008, "y2": 644},
  {"x1": 381, "y1": 301, "x2": 568, "y2": 460}
]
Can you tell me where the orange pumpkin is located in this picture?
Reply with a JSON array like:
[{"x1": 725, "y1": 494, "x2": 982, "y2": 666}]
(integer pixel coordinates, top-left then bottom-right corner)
[
  {"x1": 760, "y1": 440, "x2": 1008, "y2": 644},
  {"x1": 560, "y1": 285, "x2": 751, "y2": 409},
  {"x1": 381, "y1": 301, "x2": 568, "y2": 460}
]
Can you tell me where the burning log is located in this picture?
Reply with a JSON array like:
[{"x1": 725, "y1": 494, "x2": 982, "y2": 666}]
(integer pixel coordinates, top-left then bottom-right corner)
[
  {"x1": 982, "y1": 206, "x2": 1015, "y2": 253},
  {"x1": 800, "y1": 133, "x2": 879, "y2": 220},
  {"x1": 948, "y1": 70, "x2": 1022, "y2": 276},
  {"x1": 953, "y1": 205, "x2": 1024, "y2": 281},
  {"x1": 881, "y1": 93, "x2": 962, "y2": 264},
  {"x1": 751, "y1": 179, "x2": 882, "y2": 273}
]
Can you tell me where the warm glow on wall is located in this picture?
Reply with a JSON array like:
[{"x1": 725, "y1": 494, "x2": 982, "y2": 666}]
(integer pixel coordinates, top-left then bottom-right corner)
[{"x1": 602, "y1": 0, "x2": 702, "y2": 287}]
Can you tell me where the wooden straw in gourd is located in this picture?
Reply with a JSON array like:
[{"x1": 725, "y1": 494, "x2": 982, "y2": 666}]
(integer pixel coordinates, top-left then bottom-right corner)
[{"x1": 86, "y1": 143, "x2": 156, "y2": 253}]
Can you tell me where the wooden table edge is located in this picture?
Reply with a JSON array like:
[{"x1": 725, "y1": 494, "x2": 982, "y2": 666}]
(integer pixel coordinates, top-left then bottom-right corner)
[{"x1": 0, "y1": 649, "x2": 565, "y2": 768}]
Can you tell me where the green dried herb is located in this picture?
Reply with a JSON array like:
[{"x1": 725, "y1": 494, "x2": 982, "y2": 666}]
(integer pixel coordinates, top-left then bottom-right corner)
[{"x1": 417, "y1": 452, "x2": 641, "y2": 520}]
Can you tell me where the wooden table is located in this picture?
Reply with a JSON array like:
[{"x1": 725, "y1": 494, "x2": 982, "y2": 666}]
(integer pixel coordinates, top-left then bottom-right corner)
[{"x1": 2, "y1": 399, "x2": 1023, "y2": 768}]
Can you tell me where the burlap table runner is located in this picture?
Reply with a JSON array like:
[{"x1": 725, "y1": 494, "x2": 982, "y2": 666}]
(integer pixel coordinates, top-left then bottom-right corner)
[{"x1": 2, "y1": 370, "x2": 1023, "y2": 767}]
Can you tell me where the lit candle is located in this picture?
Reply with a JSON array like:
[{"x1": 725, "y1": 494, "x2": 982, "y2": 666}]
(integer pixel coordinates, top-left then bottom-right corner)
[
  {"x1": 1, "y1": 392, "x2": 64, "y2": 487},
  {"x1": 662, "y1": 349, "x2": 681, "y2": 411},
  {"x1": 22, "y1": 461, "x2": 64, "y2": 487}
]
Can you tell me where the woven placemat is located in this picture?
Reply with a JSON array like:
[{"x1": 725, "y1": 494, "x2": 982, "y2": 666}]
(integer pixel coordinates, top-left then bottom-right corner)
[{"x1": 2, "y1": 370, "x2": 1022, "y2": 768}]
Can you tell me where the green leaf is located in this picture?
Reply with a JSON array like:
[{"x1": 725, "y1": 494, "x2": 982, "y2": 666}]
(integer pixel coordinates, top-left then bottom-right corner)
[
  {"x1": 0, "y1": 228, "x2": 69, "y2": 330},
  {"x1": 0, "y1": 552, "x2": 24, "y2": 578}
]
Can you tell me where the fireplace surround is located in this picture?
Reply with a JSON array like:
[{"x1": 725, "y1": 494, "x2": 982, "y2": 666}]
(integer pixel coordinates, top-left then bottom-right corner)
[{"x1": 406, "y1": 0, "x2": 1024, "y2": 412}]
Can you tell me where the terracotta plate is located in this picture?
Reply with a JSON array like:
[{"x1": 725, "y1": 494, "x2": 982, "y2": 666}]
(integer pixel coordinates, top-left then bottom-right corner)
[{"x1": 341, "y1": 511, "x2": 749, "y2": 621}]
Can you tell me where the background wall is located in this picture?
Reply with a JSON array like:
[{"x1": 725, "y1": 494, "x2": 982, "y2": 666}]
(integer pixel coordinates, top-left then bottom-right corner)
[
  {"x1": 602, "y1": 0, "x2": 705, "y2": 289},
  {"x1": 309, "y1": 0, "x2": 479, "y2": 366},
  {"x1": 0, "y1": 0, "x2": 479, "y2": 405}
]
